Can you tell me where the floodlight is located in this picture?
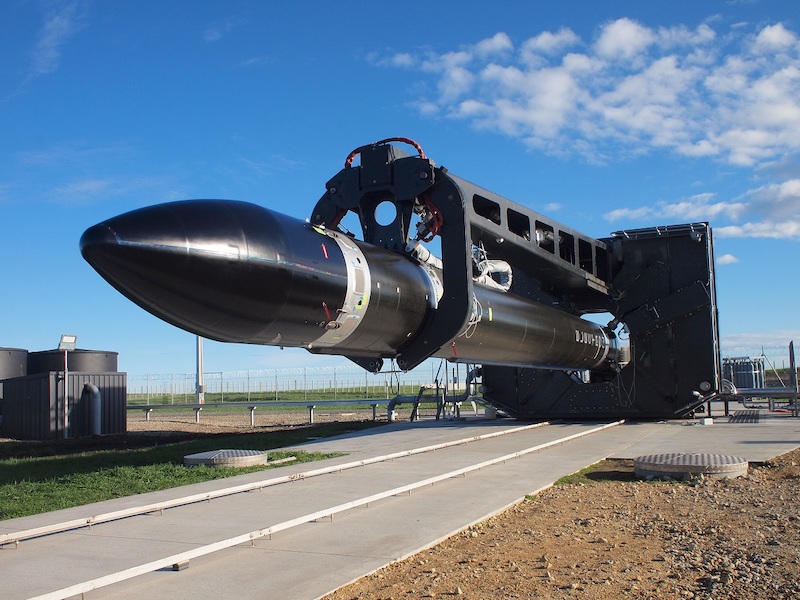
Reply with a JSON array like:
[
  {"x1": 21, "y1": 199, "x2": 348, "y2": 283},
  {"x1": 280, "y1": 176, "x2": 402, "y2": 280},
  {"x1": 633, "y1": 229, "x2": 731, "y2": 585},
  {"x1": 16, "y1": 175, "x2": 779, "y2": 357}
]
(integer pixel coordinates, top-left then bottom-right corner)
[{"x1": 58, "y1": 334, "x2": 78, "y2": 351}]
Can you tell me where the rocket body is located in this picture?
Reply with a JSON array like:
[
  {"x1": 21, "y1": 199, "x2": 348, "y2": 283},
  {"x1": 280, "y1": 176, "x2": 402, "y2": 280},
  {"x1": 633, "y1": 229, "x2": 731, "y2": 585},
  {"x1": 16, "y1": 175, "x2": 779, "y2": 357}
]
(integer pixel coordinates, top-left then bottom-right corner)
[{"x1": 80, "y1": 200, "x2": 618, "y2": 371}]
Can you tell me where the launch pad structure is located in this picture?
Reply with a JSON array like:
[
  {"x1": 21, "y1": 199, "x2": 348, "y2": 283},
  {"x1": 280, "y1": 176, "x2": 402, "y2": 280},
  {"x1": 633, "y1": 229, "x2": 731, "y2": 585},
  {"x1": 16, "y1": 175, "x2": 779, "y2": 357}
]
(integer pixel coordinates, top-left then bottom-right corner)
[
  {"x1": 309, "y1": 138, "x2": 721, "y2": 420},
  {"x1": 81, "y1": 137, "x2": 722, "y2": 421}
]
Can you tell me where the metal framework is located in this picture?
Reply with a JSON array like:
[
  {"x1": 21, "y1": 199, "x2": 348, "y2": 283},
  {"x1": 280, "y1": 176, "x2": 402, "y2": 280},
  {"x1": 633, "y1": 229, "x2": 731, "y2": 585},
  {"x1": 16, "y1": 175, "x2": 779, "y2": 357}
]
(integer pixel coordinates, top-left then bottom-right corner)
[{"x1": 311, "y1": 140, "x2": 722, "y2": 419}]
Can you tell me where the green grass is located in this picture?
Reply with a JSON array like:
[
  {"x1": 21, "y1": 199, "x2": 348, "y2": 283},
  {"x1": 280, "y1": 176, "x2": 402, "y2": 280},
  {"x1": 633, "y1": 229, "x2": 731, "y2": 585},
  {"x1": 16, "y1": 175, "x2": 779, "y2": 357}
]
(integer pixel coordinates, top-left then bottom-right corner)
[
  {"x1": 554, "y1": 463, "x2": 600, "y2": 486},
  {"x1": 0, "y1": 421, "x2": 379, "y2": 521},
  {"x1": 553, "y1": 459, "x2": 638, "y2": 486}
]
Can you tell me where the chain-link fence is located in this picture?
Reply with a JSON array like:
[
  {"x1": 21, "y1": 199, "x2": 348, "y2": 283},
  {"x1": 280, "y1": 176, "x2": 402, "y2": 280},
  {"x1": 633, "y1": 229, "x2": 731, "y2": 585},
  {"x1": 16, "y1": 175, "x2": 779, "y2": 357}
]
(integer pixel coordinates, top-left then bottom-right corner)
[
  {"x1": 127, "y1": 344, "x2": 795, "y2": 405},
  {"x1": 127, "y1": 362, "x2": 471, "y2": 405},
  {"x1": 721, "y1": 344, "x2": 796, "y2": 388}
]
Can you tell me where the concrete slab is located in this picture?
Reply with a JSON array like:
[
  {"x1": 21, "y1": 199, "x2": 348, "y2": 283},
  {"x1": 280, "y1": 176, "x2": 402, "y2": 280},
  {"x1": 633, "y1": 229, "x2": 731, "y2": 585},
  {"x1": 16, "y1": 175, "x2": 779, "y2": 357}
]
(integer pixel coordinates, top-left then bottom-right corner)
[
  {"x1": 1, "y1": 410, "x2": 798, "y2": 600},
  {"x1": 184, "y1": 449, "x2": 268, "y2": 467},
  {"x1": 608, "y1": 412, "x2": 800, "y2": 462}
]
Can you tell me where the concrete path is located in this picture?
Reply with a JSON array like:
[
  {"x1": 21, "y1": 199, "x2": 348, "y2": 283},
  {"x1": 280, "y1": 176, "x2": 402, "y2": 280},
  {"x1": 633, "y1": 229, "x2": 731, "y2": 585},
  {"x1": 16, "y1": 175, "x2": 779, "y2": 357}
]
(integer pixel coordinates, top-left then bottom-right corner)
[{"x1": 1, "y1": 410, "x2": 798, "y2": 600}]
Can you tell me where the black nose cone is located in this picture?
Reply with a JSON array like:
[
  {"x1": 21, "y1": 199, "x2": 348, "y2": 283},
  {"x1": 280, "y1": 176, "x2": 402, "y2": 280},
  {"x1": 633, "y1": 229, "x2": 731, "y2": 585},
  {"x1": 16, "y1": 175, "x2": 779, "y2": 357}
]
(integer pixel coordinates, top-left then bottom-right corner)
[
  {"x1": 81, "y1": 200, "x2": 274, "y2": 341},
  {"x1": 80, "y1": 199, "x2": 348, "y2": 345}
]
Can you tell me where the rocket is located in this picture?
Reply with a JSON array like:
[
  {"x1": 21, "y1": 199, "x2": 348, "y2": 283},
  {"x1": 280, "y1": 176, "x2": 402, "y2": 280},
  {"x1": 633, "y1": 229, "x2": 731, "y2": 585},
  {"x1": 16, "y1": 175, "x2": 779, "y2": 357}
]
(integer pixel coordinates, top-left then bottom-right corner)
[
  {"x1": 82, "y1": 138, "x2": 721, "y2": 420},
  {"x1": 80, "y1": 198, "x2": 620, "y2": 373}
]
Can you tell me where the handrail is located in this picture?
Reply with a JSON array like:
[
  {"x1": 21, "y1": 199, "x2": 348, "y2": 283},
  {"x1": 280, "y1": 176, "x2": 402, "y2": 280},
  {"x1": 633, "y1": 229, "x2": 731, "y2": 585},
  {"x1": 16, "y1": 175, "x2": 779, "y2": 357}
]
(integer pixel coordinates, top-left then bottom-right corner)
[{"x1": 127, "y1": 399, "x2": 395, "y2": 410}]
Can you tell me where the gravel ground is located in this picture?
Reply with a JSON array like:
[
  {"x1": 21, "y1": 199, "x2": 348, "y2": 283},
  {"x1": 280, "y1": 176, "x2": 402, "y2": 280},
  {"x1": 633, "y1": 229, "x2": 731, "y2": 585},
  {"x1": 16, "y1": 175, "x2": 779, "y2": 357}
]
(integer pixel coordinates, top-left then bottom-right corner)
[{"x1": 324, "y1": 450, "x2": 800, "y2": 600}]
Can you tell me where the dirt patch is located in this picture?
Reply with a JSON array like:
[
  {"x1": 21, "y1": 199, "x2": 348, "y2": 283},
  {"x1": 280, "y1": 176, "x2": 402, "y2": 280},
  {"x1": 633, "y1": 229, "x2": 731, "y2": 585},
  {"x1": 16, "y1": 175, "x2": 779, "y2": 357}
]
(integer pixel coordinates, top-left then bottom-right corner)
[{"x1": 324, "y1": 451, "x2": 800, "y2": 600}]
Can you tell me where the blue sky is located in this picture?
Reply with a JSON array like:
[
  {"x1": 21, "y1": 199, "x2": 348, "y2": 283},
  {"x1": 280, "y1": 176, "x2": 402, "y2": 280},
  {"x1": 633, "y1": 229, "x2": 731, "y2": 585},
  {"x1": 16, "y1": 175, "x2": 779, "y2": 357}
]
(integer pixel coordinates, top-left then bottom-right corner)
[{"x1": 2, "y1": 1, "x2": 799, "y2": 376}]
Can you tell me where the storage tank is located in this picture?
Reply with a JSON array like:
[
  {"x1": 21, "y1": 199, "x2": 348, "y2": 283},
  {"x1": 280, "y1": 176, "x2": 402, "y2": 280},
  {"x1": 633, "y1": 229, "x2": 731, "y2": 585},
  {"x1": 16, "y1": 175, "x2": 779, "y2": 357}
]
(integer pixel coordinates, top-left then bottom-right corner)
[
  {"x1": 0, "y1": 348, "x2": 28, "y2": 406},
  {"x1": 27, "y1": 349, "x2": 118, "y2": 374},
  {"x1": 0, "y1": 348, "x2": 28, "y2": 380}
]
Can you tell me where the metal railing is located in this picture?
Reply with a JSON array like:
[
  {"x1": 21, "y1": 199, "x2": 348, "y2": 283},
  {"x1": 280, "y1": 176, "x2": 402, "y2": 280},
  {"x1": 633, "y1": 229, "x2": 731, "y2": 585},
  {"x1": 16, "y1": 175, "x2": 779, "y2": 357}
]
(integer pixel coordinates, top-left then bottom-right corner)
[{"x1": 127, "y1": 399, "x2": 398, "y2": 425}]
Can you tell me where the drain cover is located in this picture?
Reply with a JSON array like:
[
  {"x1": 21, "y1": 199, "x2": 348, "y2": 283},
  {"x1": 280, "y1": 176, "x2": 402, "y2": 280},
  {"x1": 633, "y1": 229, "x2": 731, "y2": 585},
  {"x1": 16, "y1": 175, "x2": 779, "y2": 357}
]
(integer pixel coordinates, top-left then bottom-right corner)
[
  {"x1": 184, "y1": 449, "x2": 267, "y2": 468},
  {"x1": 634, "y1": 453, "x2": 748, "y2": 480}
]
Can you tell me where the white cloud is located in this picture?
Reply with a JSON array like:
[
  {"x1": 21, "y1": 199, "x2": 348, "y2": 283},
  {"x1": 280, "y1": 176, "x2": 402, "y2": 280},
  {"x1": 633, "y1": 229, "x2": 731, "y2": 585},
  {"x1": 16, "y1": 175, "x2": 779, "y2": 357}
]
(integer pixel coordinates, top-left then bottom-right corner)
[
  {"x1": 604, "y1": 206, "x2": 654, "y2": 222},
  {"x1": 520, "y1": 28, "x2": 580, "y2": 65},
  {"x1": 55, "y1": 178, "x2": 114, "y2": 196},
  {"x1": 415, "y1": 100, "x2": 440, "y2": 116},
  {"x1": 722, "y1": 330, "x2": 800, "y2": 354},
  {"x1": 594, "y1": 18, "x2": 656, "y2": 61},
  {"x1": 438, "y1": 65, "x2": 475, "y2": 102},
  {"x1": 49, "y1": 175, "x2": 179, "y2": 205},
  {"x1": 17, "y1": 141, "x2": 133, "y2": 166},
  {"x1": 604, "y1": 193, "x2": 748, "y2": 223},
  {"x1": 746, "y1": 179, "x2": 800, "y2": 220},
  {"x1": 381, "y1": 19, "x2": 800, "y2": 240},
  {"x1": 389, "y1": 53, "x2": 414, "y2": 68},
  {"x1": 475, "y1": 33, "x2": 513, "y2": 58},
  {"x1": 384, "y1": 20, "x2": 800, "y2": 167},
  {"x1": 752, "y1": 23, "x2": 797, "y2": 53},
  {"x1": 203, "y1": 19, "x2": 236, "y2": 43},
  {"x1": 703, "y1": 179, "x2": 800, "y2": 238},
  {"x1": 656, "y1": 23, "x2": 716, "y2": 48},
  {"x1": 27, "y1": 1, "x2": 87, "y2": 81},
  {"x1": 716, "y1": 253, "x2": 739, "y2": 265},
  {"x1": 603, "y1": 181, "x2": 800, "y2": 239},
  {"x1": 240, "y1": 55, "x2": 271, "y2": 68},
  {"x1": 715, "y1": 221, "x2": 800, "y2": 239}
]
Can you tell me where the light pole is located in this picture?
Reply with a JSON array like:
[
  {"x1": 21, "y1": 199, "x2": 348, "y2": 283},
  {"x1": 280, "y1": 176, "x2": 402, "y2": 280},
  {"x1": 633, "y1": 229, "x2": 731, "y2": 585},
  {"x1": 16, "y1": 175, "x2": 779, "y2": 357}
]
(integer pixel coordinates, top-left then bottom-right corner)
[
  {"x1": 58, "y1": 334, "x2": 77, "y2": 439},
  {"x1": 196, "y1": 336, "x2": 205, "y2": 404}
]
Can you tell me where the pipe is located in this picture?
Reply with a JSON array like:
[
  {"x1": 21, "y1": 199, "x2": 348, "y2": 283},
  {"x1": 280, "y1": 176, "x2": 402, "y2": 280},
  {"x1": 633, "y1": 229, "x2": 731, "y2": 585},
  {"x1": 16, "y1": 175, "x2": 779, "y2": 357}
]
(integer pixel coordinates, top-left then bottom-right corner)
[{"x1": 82, "y1": 383, "x2": 102, "y2": 436}]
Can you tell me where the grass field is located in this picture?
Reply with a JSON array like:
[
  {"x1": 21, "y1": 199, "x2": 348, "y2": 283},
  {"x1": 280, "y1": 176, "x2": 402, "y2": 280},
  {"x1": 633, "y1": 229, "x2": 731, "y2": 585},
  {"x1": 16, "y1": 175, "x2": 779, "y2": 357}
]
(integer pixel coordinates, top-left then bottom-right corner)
[{"x1": 0, "y1": 421, "x2": 380, "y2": 521}]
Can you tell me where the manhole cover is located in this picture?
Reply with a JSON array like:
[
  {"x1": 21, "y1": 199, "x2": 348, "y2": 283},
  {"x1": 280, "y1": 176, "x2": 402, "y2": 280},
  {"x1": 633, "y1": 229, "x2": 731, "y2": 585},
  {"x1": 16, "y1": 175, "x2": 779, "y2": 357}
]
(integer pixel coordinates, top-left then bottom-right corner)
[
  {"x1": 184, "y1": 449, "x2": 267, "y2": 468},
  {"x1": 634, "y1": 453, "x2": 748, "y2": 480}
]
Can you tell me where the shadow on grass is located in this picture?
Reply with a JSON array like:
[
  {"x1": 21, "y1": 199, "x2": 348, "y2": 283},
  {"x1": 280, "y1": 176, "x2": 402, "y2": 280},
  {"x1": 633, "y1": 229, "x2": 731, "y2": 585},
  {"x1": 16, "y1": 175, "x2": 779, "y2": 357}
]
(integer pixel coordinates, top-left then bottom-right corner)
[
  {"x1": 557, "y1": 459, "x2": 637, "y2": 485},
  {"x1": 584, "y1": 460, "x2": 637, "y2": 482},
  {"x1": 0, "y1": 421, "x2": 379, "y2": 485}
]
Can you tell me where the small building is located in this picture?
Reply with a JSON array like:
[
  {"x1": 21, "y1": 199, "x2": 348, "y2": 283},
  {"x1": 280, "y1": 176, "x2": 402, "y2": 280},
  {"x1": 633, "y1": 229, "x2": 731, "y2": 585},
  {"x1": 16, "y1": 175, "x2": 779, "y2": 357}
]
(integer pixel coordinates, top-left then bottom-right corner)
[{"x1": 0, "y1": 348, "x2": 126, "y2": 440}]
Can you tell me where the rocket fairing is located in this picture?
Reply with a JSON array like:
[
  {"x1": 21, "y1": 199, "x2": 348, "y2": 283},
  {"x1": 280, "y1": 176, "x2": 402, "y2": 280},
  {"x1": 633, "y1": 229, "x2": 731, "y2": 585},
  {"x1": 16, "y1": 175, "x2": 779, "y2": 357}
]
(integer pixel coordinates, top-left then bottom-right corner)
[{"x1": 80, "y1": 199, "x2": 620, "y2": 372}]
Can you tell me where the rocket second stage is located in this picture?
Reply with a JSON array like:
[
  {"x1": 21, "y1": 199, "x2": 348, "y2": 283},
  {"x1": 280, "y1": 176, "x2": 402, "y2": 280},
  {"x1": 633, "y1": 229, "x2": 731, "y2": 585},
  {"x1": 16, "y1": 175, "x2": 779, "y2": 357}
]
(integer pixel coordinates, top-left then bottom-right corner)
[{"x1": 80, "y1": 200, "x2": 619, "y2": 371}]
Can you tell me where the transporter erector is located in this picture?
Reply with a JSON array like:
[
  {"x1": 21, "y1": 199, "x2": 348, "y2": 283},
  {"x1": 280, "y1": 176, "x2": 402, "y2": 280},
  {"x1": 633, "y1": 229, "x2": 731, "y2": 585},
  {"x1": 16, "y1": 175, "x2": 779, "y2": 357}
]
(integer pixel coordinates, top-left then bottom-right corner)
[{"x1": 81, "y1": 138, "x2": 721, "y2": 419}]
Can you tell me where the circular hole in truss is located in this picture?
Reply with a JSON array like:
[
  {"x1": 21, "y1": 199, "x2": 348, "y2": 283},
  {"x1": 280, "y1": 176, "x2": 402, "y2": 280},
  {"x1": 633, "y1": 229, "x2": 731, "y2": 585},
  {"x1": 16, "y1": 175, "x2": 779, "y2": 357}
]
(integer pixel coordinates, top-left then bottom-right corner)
[{"x1": 374, "y1": 200, "x2": 398, "y2": 226}]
